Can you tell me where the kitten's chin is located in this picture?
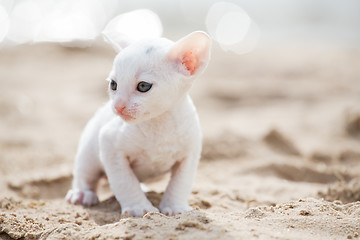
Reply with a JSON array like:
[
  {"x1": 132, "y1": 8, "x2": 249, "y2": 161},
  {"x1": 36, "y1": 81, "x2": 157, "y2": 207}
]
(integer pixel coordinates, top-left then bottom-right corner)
[
  {"x1": 120, "y1": 112, "x2": 156, "y2": 124},
  {"x1": 119, "y1": 114, "x2": 137, "y2": 123},
  {"x1": 117, "y1": 110, "x2": 161, "y2": 124},
  {"x1": 118, "y1": 113, "x2": 146, "y2": 124},
  {"x1": 113, "y1": 108, "x2": 140, "y2": 123}
]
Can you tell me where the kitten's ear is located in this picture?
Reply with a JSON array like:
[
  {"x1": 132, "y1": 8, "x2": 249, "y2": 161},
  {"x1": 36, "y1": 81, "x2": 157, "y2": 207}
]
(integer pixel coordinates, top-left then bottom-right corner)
[
  {"x1": 168, "y1": 31, "x2": 211, "y2": 77},
  {"x1": 102, "y1": 31, "x2": 133, "y2": 52}
]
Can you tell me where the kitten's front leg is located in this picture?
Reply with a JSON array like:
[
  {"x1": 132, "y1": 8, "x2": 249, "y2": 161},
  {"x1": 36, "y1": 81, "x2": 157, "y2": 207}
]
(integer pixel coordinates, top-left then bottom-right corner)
[
  {"x1": 159, "y1": 150, "x2": 200, "y2": 216},
  {"x1": 99, "y1": 126, "x2": 159, "y2": 217},
  {"x1": 66, "y1": 132, "x2": 103, "y2": 207}
]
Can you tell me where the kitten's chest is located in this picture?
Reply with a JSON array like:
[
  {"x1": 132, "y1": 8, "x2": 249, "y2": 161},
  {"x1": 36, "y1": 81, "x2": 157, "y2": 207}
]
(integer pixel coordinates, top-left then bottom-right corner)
[
  {"x1": 141, "y1": 122, "x2": 186, "y2": 159},
  {"x1": 146, "y1": 134, "x2": 184, "y2": 160},
  {"x1": 129, "y1": 134, "x2": 185, "y2": 181},
  {"x1": 125, "y1": 118, "x2": 190, "y2": 181}
]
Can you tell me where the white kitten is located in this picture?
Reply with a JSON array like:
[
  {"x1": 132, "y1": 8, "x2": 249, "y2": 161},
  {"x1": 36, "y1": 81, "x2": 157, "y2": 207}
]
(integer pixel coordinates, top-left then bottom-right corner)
[{"x1": 65, "y1": 31, "x2": 211, "y2": 217}]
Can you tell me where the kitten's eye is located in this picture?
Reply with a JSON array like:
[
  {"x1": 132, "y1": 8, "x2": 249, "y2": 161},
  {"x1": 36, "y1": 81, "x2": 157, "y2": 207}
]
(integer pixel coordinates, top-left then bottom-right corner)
[
  {"x1": 137, "y1": 81, "x2": 152, "y2": 93},
  {"x1": 110, "y1": 80, "x2": 117, "y2": 91}
]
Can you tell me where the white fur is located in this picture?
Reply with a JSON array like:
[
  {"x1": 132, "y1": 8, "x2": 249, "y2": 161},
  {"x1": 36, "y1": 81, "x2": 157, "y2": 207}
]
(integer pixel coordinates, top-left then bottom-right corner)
[{"x1": 65, "y1": 31, "x2": 211, "y2": 217}]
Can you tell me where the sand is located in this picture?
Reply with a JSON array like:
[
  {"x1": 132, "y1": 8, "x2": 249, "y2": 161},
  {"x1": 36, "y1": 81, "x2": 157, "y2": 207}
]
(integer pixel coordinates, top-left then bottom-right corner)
[{"x1": 0, "y1": 42, "x2": 359, "y2": 239}]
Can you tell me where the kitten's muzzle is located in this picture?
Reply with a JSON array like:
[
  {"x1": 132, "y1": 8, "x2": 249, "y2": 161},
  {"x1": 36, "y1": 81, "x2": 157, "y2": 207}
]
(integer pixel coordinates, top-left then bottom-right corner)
[
  {"x1": 115, "y1": 105, "x2": 126, "y2": 114},
  {"x1": 114, "y1": 105, "x2": 135, "y2": 121}
]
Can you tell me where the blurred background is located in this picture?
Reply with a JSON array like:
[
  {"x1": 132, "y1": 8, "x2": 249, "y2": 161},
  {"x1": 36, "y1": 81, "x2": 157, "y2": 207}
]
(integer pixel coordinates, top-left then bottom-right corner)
[
  {"x1": 1, "y1": 0, "x2": 360, "y2": 48},
  {"x1": 0, "y1": 0, "x2": 360, "y2": 204}
]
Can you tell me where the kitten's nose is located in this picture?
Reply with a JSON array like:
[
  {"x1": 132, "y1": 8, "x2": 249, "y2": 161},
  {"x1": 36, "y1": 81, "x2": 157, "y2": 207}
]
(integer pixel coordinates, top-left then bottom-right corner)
[{"x1": 114, "y1": 105, "x2": 126, "y2": 115}]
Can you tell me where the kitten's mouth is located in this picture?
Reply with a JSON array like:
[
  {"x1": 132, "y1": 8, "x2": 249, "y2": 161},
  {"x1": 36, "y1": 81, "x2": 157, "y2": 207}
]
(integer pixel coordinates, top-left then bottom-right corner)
[
  {"x1": 120, "y1": 113, "x2": 135, "y2": 121},
  {"x1": 118, "y1": 110, "x2": 136, "y2": 122},
  {"x1": 114, "y1": 105, "x2": 137, "y2": 122}
]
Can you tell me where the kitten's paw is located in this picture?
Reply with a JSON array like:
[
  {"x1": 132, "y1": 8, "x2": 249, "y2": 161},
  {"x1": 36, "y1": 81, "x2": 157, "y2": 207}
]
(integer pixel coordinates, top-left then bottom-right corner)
[
  {"x1": 121, "y1": 204, "x2": 159, "y2": 217},
  {"x1": 159, "y1": 204, "x2": 193, "y2": 216},
  {"x1": 65, "y1": 189, "x2": 99, "y2": 207}
]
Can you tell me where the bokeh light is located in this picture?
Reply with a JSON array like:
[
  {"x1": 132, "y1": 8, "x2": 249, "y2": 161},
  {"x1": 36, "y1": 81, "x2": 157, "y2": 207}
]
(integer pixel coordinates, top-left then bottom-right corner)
[
  {"x1": 0, "y1": 4, "x2": 10, "y2": 42},
  {"x1": 102, "y1": 9, "x2": 163, "y2": 50},
  {"x1": 6, "y1": 0, "x2": 42, "y2": 44},
  {"x1": 0, "y1": 0, "x2": 163, "y2": 48},
  {"x1": 206, "y1": 2, "x2": 261, "y2": 54}
]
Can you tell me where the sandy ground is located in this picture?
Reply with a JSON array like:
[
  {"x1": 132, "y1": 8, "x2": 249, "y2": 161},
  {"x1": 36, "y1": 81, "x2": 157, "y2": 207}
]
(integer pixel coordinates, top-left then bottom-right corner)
[{"x1": 0, "y1": 41, "x2": 360, "y2": 239}]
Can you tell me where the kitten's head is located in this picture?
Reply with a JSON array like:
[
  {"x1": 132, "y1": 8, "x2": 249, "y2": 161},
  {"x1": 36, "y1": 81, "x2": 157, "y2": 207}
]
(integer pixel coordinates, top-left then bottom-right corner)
[{"x1": 106, "y1": 31, "x2": 211, "y2": 123}]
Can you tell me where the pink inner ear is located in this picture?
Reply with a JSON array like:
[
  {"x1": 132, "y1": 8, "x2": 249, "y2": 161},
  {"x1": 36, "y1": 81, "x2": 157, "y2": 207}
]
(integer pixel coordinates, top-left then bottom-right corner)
[{"x1": 182, "y1": 51, "x2": 198, "y2": 75}]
